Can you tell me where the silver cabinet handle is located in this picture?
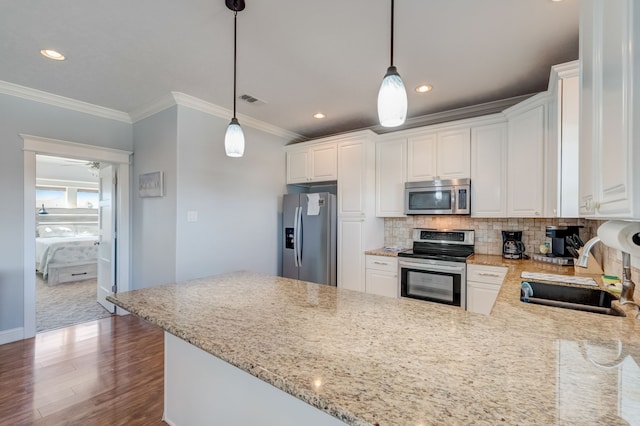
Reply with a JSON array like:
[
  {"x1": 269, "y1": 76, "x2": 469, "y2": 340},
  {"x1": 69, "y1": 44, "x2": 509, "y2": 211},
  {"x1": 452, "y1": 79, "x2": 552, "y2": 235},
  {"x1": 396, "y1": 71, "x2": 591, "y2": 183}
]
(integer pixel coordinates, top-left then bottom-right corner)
[
  {"x1": 478, "y1": 272, "x2": 500, "y2": 277},
  {"x1": 373, "y1": 261, "x2": 388, "y2": 265}
]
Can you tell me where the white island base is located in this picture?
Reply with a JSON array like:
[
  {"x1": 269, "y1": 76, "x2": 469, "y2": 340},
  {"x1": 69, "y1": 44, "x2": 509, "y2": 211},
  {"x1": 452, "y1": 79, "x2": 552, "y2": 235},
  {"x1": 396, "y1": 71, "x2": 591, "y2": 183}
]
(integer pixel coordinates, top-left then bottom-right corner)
[{"x1": 163, "y1": 332, "x2": 348, "y2": 426}]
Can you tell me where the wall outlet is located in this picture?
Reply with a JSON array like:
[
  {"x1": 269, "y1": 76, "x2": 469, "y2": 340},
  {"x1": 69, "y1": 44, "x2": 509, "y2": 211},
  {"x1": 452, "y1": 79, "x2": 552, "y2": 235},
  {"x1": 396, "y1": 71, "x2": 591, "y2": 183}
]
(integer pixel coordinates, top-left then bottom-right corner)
[{"x1": 187, "y1": 211, "x2": 198, "y2": 222}]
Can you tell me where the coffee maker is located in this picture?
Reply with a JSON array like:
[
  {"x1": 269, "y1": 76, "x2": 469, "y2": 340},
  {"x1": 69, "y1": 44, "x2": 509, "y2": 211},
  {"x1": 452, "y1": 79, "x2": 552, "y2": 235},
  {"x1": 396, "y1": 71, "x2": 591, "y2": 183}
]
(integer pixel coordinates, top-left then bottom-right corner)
[
  {"x1": 545, "y1": 226, "x2": 583, "y2": 262},
  {"x1": 502, "y1": 231, "x2": 527, "y2": 259}
]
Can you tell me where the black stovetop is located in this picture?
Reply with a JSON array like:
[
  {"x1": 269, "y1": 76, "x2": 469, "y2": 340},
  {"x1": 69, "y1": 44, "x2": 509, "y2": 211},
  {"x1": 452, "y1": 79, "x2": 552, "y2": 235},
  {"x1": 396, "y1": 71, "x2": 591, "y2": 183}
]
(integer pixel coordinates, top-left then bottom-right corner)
[{"x1": 398, "y1": 242, "x2": 474, "y2": 263}]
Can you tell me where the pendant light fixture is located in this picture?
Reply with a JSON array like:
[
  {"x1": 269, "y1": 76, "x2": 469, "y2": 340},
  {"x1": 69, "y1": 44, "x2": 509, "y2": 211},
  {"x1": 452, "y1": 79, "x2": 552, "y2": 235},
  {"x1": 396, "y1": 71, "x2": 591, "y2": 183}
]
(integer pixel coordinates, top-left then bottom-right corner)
[
  {"x1": 377, "y1": 0, "x2": 407, "y2": 128},
  {"x1": 224, "y1": 0, "x2": 246, "y2": 157}
]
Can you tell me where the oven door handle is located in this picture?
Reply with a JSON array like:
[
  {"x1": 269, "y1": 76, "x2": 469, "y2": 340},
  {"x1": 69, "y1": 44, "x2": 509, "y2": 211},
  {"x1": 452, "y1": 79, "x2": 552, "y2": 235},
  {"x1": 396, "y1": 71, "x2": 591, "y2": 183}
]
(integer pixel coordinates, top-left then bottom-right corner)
[{"x1": 399, "y1": 261, "x2": 465, "y2": 273}]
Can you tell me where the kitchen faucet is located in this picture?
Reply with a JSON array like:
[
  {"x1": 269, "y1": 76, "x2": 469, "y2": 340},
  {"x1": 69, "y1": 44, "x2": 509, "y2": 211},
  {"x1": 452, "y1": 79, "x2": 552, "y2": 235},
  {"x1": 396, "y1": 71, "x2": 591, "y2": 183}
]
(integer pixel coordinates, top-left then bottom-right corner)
[{"x1": 576, "y1": 236, "x2": 637, "y2": 305}]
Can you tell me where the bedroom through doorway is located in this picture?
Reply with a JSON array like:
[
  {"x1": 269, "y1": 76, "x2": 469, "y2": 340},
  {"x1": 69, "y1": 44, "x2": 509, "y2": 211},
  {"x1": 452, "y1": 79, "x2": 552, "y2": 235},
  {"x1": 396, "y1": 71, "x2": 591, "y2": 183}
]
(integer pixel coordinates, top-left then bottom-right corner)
[{"x1": 35, "y1": 155, "x2": 112, "y2": 332}]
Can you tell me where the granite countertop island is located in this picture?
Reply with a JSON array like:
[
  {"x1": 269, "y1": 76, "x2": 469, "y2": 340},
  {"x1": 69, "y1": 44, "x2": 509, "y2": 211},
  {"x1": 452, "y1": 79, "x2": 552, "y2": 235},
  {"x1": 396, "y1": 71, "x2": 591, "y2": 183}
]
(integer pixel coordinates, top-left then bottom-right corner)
[{"x1": 108, "y1": 260, "x2": 640, "y2": 425}]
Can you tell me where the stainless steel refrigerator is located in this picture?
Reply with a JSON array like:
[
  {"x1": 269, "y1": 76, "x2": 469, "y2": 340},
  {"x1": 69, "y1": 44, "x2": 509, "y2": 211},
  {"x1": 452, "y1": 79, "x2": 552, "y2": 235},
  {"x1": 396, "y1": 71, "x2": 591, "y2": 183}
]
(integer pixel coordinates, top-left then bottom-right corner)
[{"x1": 282, "y1": 193, "x2": 337, "y2": 285}]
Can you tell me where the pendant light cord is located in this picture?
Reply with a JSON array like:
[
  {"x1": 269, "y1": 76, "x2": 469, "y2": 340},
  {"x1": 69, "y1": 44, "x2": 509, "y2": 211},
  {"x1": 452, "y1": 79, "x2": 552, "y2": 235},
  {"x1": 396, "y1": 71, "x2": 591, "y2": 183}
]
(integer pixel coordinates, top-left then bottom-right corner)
[
  {"x1": 390, "y1": 0, "x2": 394, "y2": 67},
  {"x1": 233, "y1": 9, "x2": 238, "y2": 119}
]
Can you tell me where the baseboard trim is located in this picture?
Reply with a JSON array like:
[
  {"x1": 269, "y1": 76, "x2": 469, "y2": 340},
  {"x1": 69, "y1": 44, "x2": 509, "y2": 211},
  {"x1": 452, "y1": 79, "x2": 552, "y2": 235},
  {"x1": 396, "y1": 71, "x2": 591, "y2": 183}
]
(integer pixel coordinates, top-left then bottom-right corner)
[{"x1": 0, "y1": 327, "x2": 25, "y2": 345}]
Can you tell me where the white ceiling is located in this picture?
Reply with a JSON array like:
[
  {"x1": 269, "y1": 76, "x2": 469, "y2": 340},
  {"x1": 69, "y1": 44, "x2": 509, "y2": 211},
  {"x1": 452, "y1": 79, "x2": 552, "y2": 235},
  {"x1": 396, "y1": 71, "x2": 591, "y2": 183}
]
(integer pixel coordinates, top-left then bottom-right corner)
[{"x1": 0, "y1": 0, "x2": 579, "y2": 139}]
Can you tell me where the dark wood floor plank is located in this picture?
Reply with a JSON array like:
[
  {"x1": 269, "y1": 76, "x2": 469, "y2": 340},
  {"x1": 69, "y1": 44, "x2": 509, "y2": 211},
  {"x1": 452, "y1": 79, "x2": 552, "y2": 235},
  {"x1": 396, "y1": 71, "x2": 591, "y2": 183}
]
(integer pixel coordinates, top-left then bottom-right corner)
[{"x1": 0, "y1": 315, "x2": 165, "y2": 425}]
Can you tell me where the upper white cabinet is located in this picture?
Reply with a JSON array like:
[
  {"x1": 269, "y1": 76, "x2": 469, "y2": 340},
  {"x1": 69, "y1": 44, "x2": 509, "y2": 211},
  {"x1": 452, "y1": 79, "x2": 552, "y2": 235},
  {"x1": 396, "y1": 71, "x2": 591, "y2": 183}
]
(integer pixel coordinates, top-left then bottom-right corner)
[
  {"x1": 548, "y1": 61, "x2": 580, "y2": 218},
  {"x1": 579, "y1": 0, "x2": 640, "y2": 219},
  {"x1": 504, "y1": 96, "x2": 548, "y2": 217},
  {"x1": 286, "y1": 143, "x2": 337, "y2": 184},
  {"x1": 338, "y1": 136, "x2": 372, "y2": 216},
  {"x1": 471, "y1": 121, "x2": 508, "y2": 217},
  {"x1": 407, "y1": 128, "x2": 470, "y2": 181},
  {"x1": 375, "y1": 138, "x2": 407, "y2": 217}
]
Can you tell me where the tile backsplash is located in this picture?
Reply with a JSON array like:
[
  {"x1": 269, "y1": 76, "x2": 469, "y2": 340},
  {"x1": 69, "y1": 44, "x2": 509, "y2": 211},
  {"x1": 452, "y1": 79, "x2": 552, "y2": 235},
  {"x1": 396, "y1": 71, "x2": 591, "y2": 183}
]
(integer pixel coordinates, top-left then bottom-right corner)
[
  {"x1": 384, "y1": 216, "x2": 589, "y2": 256},
  {"x1": 384, "y1": 217, "x2": 640, "y2": 300}
]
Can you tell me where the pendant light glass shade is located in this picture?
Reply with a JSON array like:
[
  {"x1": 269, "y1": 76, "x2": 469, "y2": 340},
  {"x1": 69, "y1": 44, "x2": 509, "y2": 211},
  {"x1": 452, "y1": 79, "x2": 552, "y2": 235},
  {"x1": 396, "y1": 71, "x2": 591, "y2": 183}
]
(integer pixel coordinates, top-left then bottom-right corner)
[
  {"x1": 377, "y1": 65, "x2": 407, "y2": 127},
  {"x1": 225, "y1": 117, "x2": 245, "y2": 157}
]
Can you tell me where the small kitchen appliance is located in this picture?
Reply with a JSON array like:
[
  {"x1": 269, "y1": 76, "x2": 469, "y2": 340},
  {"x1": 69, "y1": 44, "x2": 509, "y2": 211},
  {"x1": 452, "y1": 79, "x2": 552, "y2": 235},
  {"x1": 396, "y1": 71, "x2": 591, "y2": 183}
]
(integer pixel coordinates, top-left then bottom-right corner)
[
  {"x1": 404, "y1": 179, "x2": 470, "y2": 215},
  {"x1": 502, "y1": 231, "x2": 526, "y2": 259},
  {"x1": 546, "y1": 226, "x2": 583, "y2": 259},
  {"x1": 398, "y1": 229, "x2": 475, "y2": 308}
]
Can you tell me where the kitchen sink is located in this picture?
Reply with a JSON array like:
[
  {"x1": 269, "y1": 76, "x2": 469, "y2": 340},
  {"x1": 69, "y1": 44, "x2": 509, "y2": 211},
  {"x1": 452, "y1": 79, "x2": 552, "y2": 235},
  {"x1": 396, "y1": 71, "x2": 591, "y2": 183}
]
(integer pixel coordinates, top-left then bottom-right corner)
[{"x1": 520, "y1": 281, "x2": 626, "y2": 317}]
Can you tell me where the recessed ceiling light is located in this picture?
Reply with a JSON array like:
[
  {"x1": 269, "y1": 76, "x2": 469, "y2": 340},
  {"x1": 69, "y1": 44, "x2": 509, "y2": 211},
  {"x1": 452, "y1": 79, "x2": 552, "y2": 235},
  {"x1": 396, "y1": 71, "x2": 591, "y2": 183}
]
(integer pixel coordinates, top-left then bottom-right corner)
[
  {"x1": 415, "y1": 84, "x2": 433, "y2": 93},
  {"x1": 313, "y1": 113, "x2": 326, "y2": 119},
  {"x1": 40, "y1": 49, "x2": 65, "y2": 61}
]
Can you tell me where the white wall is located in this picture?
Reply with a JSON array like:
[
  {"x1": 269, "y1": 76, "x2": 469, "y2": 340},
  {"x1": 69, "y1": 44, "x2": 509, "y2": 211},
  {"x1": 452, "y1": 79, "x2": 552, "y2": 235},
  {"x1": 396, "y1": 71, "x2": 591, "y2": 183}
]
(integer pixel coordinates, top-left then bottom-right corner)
[
  {"x1": 174, "y1": 106, "x2": 287, "y2": 281},
  {"x1": 131, "y1": 104, "x2": 288, "y2": 287},
  {"x1": 131, "y1": 106, "x2": 179, "y2": 289},
  {"x1": 0, "y1": 93, "x2": 132, "y2": 332}
]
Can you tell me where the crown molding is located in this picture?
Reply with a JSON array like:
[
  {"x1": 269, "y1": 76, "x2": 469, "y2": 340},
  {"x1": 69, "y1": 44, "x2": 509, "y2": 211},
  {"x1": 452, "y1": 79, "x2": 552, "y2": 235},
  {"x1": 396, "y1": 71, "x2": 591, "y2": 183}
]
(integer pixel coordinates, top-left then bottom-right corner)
[
  {"x1": 128, "y1": 92, "x2": 177, "y2": 123},
  {"x1": 171, "y1": 92, "x2": 301, "y2": 140},
  {"x1": 370, "y1": 94, "x2": 534, "y2": 135},
  {"x1": 0, "y1": 80, "x2": 131, "y2": 123},
  {"x1": 130, "y1": 91, "x2": 301, "y2": 141}
]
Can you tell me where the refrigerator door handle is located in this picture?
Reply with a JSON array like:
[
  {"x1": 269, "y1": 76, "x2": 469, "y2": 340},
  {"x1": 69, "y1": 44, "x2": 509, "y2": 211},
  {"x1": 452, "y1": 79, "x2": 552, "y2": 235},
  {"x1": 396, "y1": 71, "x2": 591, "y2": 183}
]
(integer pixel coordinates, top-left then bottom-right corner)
[
  {"x1": 296, "y1": 206, "x2": 303, "y2": 267},
  {"x1": 293, "y1": 206, "x2": 299, "y2": 267}
]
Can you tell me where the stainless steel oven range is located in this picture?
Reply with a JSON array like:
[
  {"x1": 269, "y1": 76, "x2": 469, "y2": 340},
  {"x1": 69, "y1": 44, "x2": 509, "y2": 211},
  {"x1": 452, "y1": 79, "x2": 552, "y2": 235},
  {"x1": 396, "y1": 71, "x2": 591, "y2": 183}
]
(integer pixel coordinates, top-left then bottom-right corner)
[{"x1": 398, "y1": 229, "x2": 475, "y2": 308}]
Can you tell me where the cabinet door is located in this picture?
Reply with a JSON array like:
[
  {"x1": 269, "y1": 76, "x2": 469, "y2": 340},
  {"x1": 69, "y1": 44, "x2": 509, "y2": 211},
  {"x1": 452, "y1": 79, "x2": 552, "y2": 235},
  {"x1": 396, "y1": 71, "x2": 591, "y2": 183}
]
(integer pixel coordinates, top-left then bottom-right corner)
[
  {"x1": 596, "y1": 0, "x2": 632, "y2": 216},
  {"x1": 507, "y1": 105, "x2": 545, "y2": 217},
  {"x1": 375, "y1": 139, "x2": 407, "y2": 217},
  {"x1": 579, "y1": 0, "x2": 597, "y2": 217},
  {"x1": 467, "y1": 282, "x2": 500, "y2": 315},
  {"x1": 338, "y1": 140, "x2": 365, "y2": 216},
  {"x1": 471, "y1": 123, "x2": 507, "y2": 217},
  {"x1": 365, "y1": 270, "x2": 398, "y2": 298},
  {"x1": 337, "y1": 219, "x2": 365, "y2": 292},
  {"x1": 286, "y1": 150, "x2": 309, "y2": 183},
  {"x1": 407, "y1": 133, "x2": 437, "y2": 181},
  {"x1": 437, "y1": 128, "x2": 471, "y2": 179},
  {"x1": 309, "y1": 144, "x2": 337, "y2": 182}
]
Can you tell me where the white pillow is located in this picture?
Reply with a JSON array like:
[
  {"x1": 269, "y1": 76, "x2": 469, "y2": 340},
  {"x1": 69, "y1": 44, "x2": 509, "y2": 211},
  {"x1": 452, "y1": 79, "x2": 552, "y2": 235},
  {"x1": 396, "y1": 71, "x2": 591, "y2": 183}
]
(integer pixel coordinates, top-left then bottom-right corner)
[
  {"x1": 37, "y1": 225, "x2": 76, "y2": 238},
  {"x1": 76, "y1": 225, "x2": 99, "y2": 236}
]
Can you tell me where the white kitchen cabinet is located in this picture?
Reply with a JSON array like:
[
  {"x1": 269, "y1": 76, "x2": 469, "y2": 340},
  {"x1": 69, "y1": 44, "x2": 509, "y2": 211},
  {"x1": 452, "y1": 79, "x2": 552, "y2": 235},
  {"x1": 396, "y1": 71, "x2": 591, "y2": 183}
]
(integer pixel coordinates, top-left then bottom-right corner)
[
  {"x1": 505, "y1": 97, "x2": 547, "y2": 217},
  {"x1": 406, "y1": 133, "x2": 436, "y2": 181},
  {"x1": 579, "y1": 0, "x2": 640, "y2": 219},
  {"x1": 365, "y1": 255, "x2": 398, "y2": 298},
  {"x1": 466, "y1": 264, "x2": 507, "y2": 315},
  {"x1": 338, "y1": 218, "x2": 366, "y2": 292},
  {"x1": 548, "y1": 62, "x2": 580, "y2": 218},
  {"x1": 336, "y1": 131, "x2": 384, "y2": 291},
  {"x1": 470, "y1": 122, "x2": 507, "y2": 217},
  {"x1": 286, "y1": 143, "x2": 337, "y2": 184},
  {"x1": 338, "y1": 134, "x2": 374, "y2": 217},
  {"x1": 375, "y1": 138, "x2": 407, "y2": 217},
  {"x1": 406, "y1": 128, "x2": 470, "y2": 182}
]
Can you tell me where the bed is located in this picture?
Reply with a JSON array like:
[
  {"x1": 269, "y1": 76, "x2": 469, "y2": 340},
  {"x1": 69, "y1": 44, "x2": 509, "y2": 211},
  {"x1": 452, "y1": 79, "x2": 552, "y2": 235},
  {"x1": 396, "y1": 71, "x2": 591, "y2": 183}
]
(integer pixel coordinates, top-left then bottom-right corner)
[{"x1": 35, "y1": 224, "x2": 99, "y2": 285}]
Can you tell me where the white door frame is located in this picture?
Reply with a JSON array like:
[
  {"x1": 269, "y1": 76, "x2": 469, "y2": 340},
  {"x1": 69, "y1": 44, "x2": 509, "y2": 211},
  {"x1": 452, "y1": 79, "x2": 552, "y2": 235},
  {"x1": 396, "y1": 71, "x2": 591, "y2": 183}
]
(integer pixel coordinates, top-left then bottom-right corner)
[{"x1": 21, "y1": 134, "x2": 132, "y2": 339}]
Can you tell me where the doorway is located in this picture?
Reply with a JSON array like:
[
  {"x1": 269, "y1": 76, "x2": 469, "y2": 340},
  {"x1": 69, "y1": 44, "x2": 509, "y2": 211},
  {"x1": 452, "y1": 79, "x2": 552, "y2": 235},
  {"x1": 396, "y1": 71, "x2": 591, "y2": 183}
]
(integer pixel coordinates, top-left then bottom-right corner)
[
  {"x1": 34, "y1": 155, "x2": 113, "y2": 332},
  {"x1": 22, "y1": 134, "x2": 132, "y2": 339}
]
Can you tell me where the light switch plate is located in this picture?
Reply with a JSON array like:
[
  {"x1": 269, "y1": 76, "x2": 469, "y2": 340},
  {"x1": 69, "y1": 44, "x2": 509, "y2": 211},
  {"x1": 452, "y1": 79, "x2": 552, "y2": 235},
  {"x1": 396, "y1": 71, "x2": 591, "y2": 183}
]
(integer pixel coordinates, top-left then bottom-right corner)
[{"x1": 187, "y1": 211, "x2": 198, "y2": 222}]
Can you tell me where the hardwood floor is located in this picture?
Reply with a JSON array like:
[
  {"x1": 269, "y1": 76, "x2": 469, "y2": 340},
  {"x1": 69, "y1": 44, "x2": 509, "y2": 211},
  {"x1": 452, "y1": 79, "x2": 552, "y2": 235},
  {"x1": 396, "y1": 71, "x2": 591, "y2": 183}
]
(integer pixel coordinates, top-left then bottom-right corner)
[{"x1": 0, "y1": 315, "x2": 165, "y2": 425}]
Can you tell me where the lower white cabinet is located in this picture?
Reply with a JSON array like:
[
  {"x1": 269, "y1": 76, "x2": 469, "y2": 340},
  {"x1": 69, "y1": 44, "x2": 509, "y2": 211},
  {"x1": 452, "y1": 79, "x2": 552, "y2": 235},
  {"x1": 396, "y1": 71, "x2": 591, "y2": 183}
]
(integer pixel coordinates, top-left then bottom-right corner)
[
  {"x1": 466, "y1": 264, "x2": 507, "y2": 315},
  {"x1": 365, "y1": 255, "x2": 398, "y2": 298}
]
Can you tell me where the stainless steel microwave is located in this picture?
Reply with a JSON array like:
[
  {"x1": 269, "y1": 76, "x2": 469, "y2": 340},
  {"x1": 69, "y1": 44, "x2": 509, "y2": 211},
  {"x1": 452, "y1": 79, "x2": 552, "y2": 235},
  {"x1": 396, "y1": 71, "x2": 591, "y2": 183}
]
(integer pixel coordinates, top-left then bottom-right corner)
[{"x1": 404, "y1": 179, "x2": 471, "y2": 215}]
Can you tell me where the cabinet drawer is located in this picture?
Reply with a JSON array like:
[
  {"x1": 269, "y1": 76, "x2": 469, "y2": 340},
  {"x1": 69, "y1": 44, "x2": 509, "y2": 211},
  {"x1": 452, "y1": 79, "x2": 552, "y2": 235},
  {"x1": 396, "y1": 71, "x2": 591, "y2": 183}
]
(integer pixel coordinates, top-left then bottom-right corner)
[
  {"x1": 48, "y1": 262, "x2": 98, "y2": 285},
  {"x1": 365, "y1": 255, "x2": 397, "y2": 272},
  {"x1": 467, "y1": 264, "x2": 507, "y2": 285}
]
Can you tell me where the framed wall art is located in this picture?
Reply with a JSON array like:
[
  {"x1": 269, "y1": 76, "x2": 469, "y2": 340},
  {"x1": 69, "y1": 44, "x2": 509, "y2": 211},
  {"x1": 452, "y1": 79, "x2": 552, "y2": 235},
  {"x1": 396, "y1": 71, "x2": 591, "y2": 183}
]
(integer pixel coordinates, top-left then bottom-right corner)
[{"x1": 139, "y1": 171, "x2": 164, "y2": 198}]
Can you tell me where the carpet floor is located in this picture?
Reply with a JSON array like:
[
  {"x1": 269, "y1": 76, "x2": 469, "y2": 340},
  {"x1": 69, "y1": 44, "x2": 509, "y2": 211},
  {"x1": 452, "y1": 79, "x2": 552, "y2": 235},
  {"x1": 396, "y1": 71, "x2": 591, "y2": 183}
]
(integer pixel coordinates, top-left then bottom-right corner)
[{"x1": 36, "y1": 274, "x2": 112, "y2": 333}]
